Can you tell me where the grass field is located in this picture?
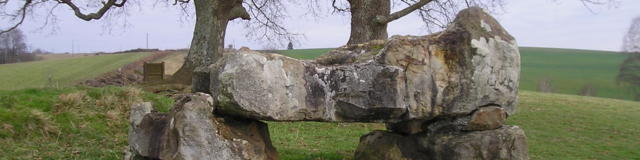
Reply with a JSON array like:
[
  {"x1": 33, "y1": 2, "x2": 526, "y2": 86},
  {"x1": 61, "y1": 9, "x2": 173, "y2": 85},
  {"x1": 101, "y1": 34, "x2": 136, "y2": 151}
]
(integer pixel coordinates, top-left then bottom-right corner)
[
  {"x1": 0, "y1": 52, "x2": 150, "y2": 90},
  {"x1": 1, "y1": 88, "x2": 638, "y2": 159},
  {"x1": 0, "y1": 87, "x2": 173, "y2": 159},
  {"x1": 277, "y1": 47, "x2": 632, "y2": 100},
  {"x1": 270, "y1": 91, "x2": 640, "y2": 160},
  {"x1": 279, "y1": 48, "x2": 332, "y2": 60},
  {"x1": 519, "y1": 47, "x2": 630, "y2": 100},
  {"x1": 0, "y1": 47, "x2": 636, "y2": 159}
]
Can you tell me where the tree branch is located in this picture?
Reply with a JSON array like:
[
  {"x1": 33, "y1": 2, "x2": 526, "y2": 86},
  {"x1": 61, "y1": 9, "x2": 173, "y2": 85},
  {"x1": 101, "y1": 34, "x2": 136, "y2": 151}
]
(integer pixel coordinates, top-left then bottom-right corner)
[
  {"x1": 0, "y1": 0, "x2": 32, "y2": 35},
  {"x1": 375, "y1": 0, "x2": 433, "y2": 24},
  {"x1": 228, "y1": 4, "x2": 251, "y2": 20},
  {"x1": 57, "y1": 0, "x2": 127, "y2": 21},
  {"x1": 243, "y1": 0, "x2": 300, "y2": 46},
  {"x1": 331, "y1": 0, "x2": 349, "y2": 13},
  {"x1": 173, "y1": 0, "x2": 190, "y2": 5}
]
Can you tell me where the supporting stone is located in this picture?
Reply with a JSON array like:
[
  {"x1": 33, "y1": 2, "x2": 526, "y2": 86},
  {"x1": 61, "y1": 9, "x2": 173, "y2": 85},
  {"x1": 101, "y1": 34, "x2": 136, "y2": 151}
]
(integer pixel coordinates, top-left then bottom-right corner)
[
  {"x1": 192, "y1": 66, "x2": 211, "y2": 94},
  {"x1": 355, "y1": 125, "x2": 529, "y2": 160},
  {"x1": 127, "y1": 93, "x2": 278, "y2": 160}
]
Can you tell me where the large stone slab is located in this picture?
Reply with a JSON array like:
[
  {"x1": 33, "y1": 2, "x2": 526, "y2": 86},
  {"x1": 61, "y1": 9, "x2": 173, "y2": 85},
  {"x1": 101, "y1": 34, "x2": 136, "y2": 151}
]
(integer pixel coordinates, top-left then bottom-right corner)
[
  {"x1": 354, "y1": 125, "x2": 529, "y2": 160},
  {"x1": 210, "y1": 7, "x2": 520, "y2": 122},
  {"x1": 127, "y1": 93, "x2": 278, "y2": 160}
]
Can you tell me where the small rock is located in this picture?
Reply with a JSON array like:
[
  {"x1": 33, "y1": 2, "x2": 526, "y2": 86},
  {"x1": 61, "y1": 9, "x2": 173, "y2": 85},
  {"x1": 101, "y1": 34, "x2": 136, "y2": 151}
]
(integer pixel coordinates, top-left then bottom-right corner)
[
  {"x1": 464, "y1": 106, "x2": 507, "y2": 131},
  {"x1": 386, "y1": 119, "x2": 428, "y2": 135}
]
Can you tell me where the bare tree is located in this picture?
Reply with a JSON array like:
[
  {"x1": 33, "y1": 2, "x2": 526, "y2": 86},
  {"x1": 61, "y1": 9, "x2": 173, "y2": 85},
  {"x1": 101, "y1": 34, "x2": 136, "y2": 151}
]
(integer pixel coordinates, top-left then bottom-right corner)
[
  {"x1": 0, "y1": 28, "x2": 30, "y2": 64},
  {"x1": 622, "y1": 16, "x2": 640, "y2": 53},
  {"x1": 617, "y1": 54, "x2": 640, "y2": 100},
  {"x1": 0, "y1": 0, "x2": 296, "y2": 84},
  {"x1": 328, "y1": 0, "x2": 618, "y2": 45},
  {"x1": 618, "y1": 16, "x2": 640, "y2": 100}
]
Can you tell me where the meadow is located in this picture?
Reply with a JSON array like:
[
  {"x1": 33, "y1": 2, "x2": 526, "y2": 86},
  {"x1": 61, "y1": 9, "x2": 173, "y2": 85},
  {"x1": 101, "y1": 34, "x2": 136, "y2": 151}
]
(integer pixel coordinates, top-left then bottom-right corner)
[
  {"x1": 1, "y1": 87, "x2": 638, "y2": 159},
  {"x1": 270, "y1": 91, "x2": 640, "y2": 160},
  {"x1": 0, "y1": 47, "x2": 638, "y2": 159},
  {"x1": 0, "y1": 53, "x2": 150, "y2": 90}
]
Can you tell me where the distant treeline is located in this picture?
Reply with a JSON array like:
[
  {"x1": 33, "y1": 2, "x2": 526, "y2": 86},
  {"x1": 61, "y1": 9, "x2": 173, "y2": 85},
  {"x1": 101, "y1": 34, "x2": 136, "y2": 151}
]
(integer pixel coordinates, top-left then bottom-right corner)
[
  {"x1": 0, "y1": 29, "x2": 39, "y2": 64},
  {"x1": 115, "y1": 48, "x2": 160, "y2": 54}
]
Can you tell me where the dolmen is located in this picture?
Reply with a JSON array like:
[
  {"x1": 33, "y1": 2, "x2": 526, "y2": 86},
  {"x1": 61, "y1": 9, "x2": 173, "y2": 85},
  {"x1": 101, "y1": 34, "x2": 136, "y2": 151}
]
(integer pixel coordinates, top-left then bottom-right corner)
[{"x1": 127, "y1": 7, "x2": 529, "y2": 160}]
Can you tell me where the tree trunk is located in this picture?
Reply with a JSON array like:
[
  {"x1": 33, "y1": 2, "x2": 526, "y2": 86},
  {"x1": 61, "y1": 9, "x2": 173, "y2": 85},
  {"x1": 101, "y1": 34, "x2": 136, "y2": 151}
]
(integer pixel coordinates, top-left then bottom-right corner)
[
  {"x1": 347, "y1": 0, "x2": 390, "y2": 45},
  {"x1": 171, "y1": 0, "x2": 248, "y2": 84}
]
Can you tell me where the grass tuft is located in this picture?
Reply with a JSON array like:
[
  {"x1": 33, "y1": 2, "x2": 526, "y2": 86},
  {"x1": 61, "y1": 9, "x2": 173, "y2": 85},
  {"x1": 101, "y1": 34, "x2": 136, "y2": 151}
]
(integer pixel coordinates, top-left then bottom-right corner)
[
  {"x1": 0, "y1": 87, "x2": 173, "y2": 159},
  {"x1": 54, "y1": 91, "x2": 88, "y2": 113}
]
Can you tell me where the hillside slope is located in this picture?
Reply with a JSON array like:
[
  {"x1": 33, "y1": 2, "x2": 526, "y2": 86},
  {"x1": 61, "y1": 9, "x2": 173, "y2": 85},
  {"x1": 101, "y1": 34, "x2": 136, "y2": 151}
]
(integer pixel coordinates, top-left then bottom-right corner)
[
  {"x1": 0, "y1": 53, "x2": 150, "y2": 90},
  {"x1": 507, "y1": 91, "x2": 640, "y2": 159},
  {"x1": 519, "y1": 47, "x2": 629, "y2": 100}
]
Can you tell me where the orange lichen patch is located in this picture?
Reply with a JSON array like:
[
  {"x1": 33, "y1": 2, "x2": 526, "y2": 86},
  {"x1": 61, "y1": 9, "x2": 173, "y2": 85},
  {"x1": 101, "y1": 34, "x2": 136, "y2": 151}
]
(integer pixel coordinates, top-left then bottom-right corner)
[{"x1": 432, "y1": 47, "x2": 449, "y2": 67}]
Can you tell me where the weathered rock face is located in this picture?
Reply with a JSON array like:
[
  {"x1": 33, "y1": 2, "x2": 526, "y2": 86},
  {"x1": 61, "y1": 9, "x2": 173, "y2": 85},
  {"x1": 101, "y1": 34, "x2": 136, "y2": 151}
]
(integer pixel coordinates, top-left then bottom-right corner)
[
  {"x1": 209, "y1": 7, "x2": 520, "y2": 122},
  {"x1": 385, "y1": 105, "x2": 507, "y2": 135},
  {"x1": 464, "y1": 106, "x2": 507, "y2": 131},
  {"x1": 354, "y1": 125, "x2": 529, "y2": 160},
  {"x1": 127, "y1": 93, "x2": 278, "y2": 160}
]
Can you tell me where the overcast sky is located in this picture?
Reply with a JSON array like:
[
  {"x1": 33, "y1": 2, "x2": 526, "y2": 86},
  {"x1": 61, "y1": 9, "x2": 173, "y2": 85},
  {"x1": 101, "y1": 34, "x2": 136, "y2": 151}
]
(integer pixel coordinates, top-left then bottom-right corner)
[{"x1": 15, "y1": 0, "x2": 640, "y2": 53}]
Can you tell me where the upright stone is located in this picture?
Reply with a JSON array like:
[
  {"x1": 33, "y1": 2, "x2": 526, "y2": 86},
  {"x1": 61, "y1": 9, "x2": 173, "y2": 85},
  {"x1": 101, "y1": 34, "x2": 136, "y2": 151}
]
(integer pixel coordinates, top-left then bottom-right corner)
[{"x1": 127, "y1": 93, "x2": 278, "y2": 160}]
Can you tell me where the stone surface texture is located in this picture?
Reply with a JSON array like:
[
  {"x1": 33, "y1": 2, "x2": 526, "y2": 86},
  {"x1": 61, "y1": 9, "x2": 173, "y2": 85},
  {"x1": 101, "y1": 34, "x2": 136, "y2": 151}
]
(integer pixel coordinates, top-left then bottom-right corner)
[
  {"x1": 353, "y1": 8, "x2": 528, "y2": 160},
  {"x1": 355, "y1": 125, "x2": 529, "y2": 160},
  {"x1": 128, "y1": 7, "x2": 528, "y2": 160},
  {"x1": 209, "y1": 7, "x2": 520, "y2": 123},
  {"x1": 127, "y1": 93, "x2": 278, "y2": 160}
]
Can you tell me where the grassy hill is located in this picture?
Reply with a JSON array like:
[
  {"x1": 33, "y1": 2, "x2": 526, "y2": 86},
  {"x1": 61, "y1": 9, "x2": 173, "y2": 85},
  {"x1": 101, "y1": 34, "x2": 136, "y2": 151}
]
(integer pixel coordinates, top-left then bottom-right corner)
[
  {"x1": 0, "y1": 53, "x2": 150, "y2": 90},
  {"x1": 278, "y1": 47, "x2": 632, "y2": 100},
  {"x1": 519, "y1": 47, "x2": 630, "y2": 100},
  {"x1": 0, "y1": 87, "x2": 638, "y2": 159}
]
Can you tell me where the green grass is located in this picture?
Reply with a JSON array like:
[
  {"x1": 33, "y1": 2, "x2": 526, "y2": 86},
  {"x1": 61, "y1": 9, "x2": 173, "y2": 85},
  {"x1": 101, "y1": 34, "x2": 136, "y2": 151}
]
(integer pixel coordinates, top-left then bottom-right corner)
[
  {"x1": 0, "y1": 53, "x2": 150, "y2": 90},
  {"x1": 268, "y1": 91, "x2": 640, "y2": 160},
  {"x1": 0, "y1": 86, "x2": 173, "y2": 159},
  {"x1": 507, "y1": 91, "x2": 640, "y2": 159},
  {"x1": 0, "y1": 89, "x2": 638, "y2": 159},
  {"x1": 269, "y1": 122, "x2": 383, "y2": 160},
  {"x1": 0, "y1": 47, "x2": 636, "y2": 159},
  {"x1": 519, "y1": 47, "x2": 630, "y2": 100},
  {"x1": 279, "y1": 48, "x2": 332, "y2": 60},
  {"x1": 279, "y1": 47, "x2": 632, "y2": 100}
]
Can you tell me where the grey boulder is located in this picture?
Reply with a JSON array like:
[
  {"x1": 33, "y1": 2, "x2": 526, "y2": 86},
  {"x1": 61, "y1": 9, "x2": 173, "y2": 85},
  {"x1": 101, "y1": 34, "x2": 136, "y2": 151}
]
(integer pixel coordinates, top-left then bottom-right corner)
[
  {"x1": 127, "y1": 93, "x2": 278, "y2": 160},
  {"x1": 354, "y1": 125, "x2": 529, "y2": 160},
  {"x1": 209, "y1": 7, "x2": 520, "y2": 123}
]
